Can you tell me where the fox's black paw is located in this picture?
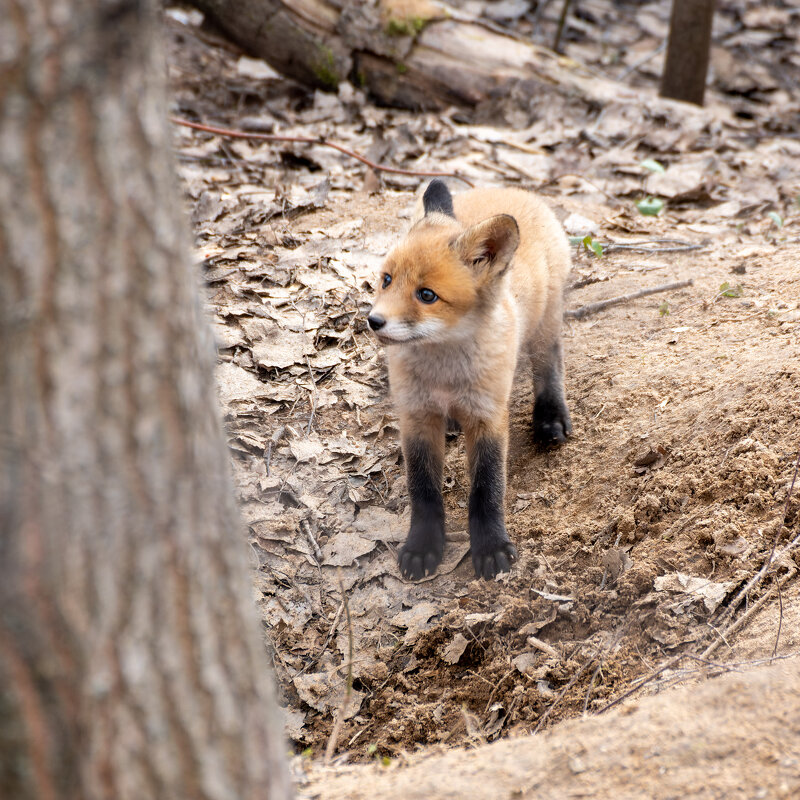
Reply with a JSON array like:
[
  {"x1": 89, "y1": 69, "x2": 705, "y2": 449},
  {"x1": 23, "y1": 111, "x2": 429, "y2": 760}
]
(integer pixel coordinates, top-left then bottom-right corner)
[
  {"x1": 533, "y1": 396, "x2": 572, "y2": 447},
  {"x1": 399, "y1": 529, "x2": 444, "y2": 581},
  {"x1": 471, "y1": 536, "x2": 518, "y2": 580}
]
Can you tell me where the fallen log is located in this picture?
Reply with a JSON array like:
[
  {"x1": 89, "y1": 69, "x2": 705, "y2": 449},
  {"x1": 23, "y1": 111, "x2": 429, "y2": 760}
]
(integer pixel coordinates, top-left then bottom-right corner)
[{"x1": 187, "y1": 0, "x2": 622, "y2": 110}]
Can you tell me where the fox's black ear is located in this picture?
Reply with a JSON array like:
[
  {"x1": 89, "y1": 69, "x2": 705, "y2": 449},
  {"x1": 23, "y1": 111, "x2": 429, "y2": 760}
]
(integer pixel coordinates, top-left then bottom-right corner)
[{"x1": 422, "y1": 179, "x2": 455, "y2": 218}]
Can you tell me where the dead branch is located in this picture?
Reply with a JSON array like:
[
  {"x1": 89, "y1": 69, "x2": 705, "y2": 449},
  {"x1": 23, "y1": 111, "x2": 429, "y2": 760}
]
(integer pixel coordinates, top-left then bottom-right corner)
[
  {"x1": 596, "y1": 655, "x2": 681, "y2": 714},
  {"x1": 602, "y1": 240, "x2": 705, "y2": 254},
  {"x1": 324, "y1": 574, "x2": 353, "y2": 763},
  {"x1": 701, "y1": 571, "x2": 795, "y2": 660},
  {"x1": 187, "y1": 0, "x2": 624, "y2": 112},
  {"x1": 170, "y1": 116, "x2": 474, "y2": 186},
  {"x1": 569, "y1": 274, "x2": 610, "y2": 291},
  {"x1": 773, "y1": 575, "x2": 784, "y2": 660},
  {"x1": 565, "y1": 278, "x2": 694, "y2": 320},
  {"x1": 553, "y1": 0, "x2": 573, "y2": 53},
  {"x1": 533, "y1": 659, "x2": 594, "y2": 733}
]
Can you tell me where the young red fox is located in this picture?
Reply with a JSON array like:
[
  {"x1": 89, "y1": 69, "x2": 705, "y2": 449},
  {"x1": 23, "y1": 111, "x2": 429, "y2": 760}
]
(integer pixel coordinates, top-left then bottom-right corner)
[{"x1": 368, "y1": 180, "x2": 571, "y2": 580}]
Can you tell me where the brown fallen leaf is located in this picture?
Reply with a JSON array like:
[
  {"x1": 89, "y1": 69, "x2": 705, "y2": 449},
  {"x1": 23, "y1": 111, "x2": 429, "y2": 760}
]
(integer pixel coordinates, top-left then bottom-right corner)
[
  {"x1": 440, "y1": 633, "x2": 470, "y2": 665},
  {"x1": 633, "y1": 445, "x2": 667, "y2": 473}
]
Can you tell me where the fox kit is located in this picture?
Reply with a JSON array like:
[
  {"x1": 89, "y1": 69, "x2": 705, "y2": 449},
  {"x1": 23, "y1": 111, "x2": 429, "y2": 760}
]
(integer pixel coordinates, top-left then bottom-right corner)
[{"x1": 368, "y1": 180, "x2": 571, "y2": 580}]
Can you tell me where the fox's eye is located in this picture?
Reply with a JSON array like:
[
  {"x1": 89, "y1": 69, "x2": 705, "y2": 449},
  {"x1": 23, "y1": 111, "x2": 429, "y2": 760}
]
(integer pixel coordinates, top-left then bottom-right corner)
[
  {"x1": 382, "y1": 273, "x2": 392, "y2": 289},
  {"x1": 417, "y1": 288, "x2": 438, "y2": 304}
]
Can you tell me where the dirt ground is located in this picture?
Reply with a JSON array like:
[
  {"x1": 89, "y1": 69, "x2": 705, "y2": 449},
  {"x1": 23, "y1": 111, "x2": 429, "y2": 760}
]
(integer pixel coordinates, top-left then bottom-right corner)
[{"x1": 165, "y1": 0, "x2": 800, "y2": 792}]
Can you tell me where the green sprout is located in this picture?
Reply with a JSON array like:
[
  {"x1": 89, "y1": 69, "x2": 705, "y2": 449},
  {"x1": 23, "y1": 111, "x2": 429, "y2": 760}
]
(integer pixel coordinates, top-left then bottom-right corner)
[
  {"x1": 636, "y1": 197, "x2": 664, "y2": 216},
  {"x1": 718, "y1": 282, "x2": 743, "y2": 298},
  {"x1": 640, "y1": 158, "x2": 665, "y2": 174},
  {"x1": 767, "y1": 211, "x2": 783, "y2": 228},
  {"x1": 582, "y1": 234, "x2": 603, "y2": 257}
]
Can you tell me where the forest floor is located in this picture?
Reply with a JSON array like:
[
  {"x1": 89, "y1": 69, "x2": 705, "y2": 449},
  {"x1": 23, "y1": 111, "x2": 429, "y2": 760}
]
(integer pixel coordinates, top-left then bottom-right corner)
[{"x1": 165, "y1": 1, "x2": 800, "y2": 795}]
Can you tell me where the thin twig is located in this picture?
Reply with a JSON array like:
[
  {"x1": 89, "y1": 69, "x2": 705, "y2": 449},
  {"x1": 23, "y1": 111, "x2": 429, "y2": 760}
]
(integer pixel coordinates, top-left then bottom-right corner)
[
  {"x1": 300, "y1": 518, "x2": 322, "y2": 564},
  {"x1": 646, "y1": 650, "x2": 800, "y2": 695},
  {"x1": 565, "y1": 279, "x2": 694, "y2": 320},
  {"x1": 583, "y1": 662, "x2": 603, "y2": 714},
  {"x1": 596, "y1": 655, "x2": 681, "y2": 714},
  {"x1": 772, "y1": 575, "x2": 784, "y2": 660},
  {"x1": 170, "y1": 116, "x2": 474, "y2": 186},
  {"x1": 701, "y1": 570, "x2": 795, "y2": 659},
  {"x1": 553, "y1": 0, "x2": 573, "y2": 53},
  {"x1": 295, "y1": 598, "x2": 343, "y2": 677},
  {"x1": 324, "y1": 573, "x2": 353, "y2": 764},
  {"x1": 533, "y1": 658, "x2": 593, "y2": 733},
  {"x1": 483, "y1": 668, "x2": 515, "y2": 715},
  {"x1": 569, "y1": 274, "x2": 610, "y2": 291},
  {"x1": 618, "y1": 39, "x2": 667, "y2": 81},
  {"x1": 305, "y1": 354, "x2": 318, "y2": 435},
  {"x1": 602, "y1": 240, "x2": 705, "y2": 254}
]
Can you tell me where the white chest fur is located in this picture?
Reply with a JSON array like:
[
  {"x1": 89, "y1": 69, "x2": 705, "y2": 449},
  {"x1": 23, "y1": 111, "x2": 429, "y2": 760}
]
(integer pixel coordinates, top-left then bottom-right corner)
[{"x1": 388, "y1": 299, "x2": 521, "y2": 422}]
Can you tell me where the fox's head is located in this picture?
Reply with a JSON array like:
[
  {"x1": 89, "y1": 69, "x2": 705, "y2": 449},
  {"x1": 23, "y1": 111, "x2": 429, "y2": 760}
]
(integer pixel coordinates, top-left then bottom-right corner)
[{"x1": 368, "y1": 180, "x2": 519, "y2": 345}]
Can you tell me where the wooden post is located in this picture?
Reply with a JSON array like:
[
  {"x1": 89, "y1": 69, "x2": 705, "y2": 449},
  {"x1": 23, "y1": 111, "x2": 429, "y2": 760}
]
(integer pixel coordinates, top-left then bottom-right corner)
[{"x1": 660, "y1": 0, "x2": 716, "y2": 106}]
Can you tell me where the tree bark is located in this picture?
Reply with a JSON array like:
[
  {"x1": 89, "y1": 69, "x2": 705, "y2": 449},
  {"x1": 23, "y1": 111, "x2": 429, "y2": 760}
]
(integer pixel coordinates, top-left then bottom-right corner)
[
  {"x1": 660, "y1": 0, "x2": 716, "y2": 105},
  {"x1": 0, "y1": 2, "x2": 291, "y2": 799},
  {"x1": 188, "y1": 0, "x2": 611, "y2": 110}
]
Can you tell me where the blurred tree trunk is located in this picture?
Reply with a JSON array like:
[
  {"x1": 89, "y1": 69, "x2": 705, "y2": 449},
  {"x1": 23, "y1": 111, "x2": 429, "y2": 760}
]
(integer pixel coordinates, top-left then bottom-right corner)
[
  {"x1": 188, "y1": 0, "x2": 591, "y2": 110},
  {"x1": 0, "y1": 2, "x2": 291, "y2": 799},
  {"x1": 660, "y1": 0, "x2": 716, "y2": 105}
]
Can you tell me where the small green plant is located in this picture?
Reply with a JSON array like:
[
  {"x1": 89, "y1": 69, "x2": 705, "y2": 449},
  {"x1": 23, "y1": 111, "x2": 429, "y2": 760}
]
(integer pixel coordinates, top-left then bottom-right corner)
[
  {"x1": 767, "y1": 211, "x2": 783, "y2": 228},
  {"x1": 313, "y1": 46, "x2": 339, "y2": 90},
  {"x1": 395, "y1": 61, "x2": 408, "y2": 74},
  {"x1": 636, "y1": 197, "x2": 664, "y2": 216},
  {"x1": 718, "y1": 281, "x2": 743, "y2": 298},
  {"x1": 385, "y1": 16, "x2": 427, "y2": 36},
  {"x1": 301, "y1": 747, "x2": 313, "y2": 759},
  {"x1": 582, "y1": 234, "x2": 603, "y2": 257},
  {"x1": 658, "y1": 301, "x2": 670, "y2": 316},
  {"x1": 640, "y1": 158, "x2": 665, "y2": 174},
  {"x1": 366, "y1": 743, "x2": 390, "y2": 766}
]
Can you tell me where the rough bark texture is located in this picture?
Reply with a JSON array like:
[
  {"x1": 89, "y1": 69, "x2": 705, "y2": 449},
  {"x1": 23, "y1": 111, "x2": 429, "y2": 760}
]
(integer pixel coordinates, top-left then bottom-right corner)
[
  {"x1": 0, "y1": 2, "x2": 291, "y2": 799},
  {"x1": 660, "y1": 0, "x2": 716, "y2": 105},
  {"x1": 188, "y1": 0, "x2": 613, "y2": 110}
]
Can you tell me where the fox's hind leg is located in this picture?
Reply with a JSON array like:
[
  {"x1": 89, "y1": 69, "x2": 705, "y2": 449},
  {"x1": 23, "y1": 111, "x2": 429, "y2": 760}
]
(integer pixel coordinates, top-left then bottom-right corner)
[
  {"x1": 531, "y1": 339, "x2": 572, "y2": 446},
  {"x1": 398, "y1": 411, "x2": 446, "y2": 580}
]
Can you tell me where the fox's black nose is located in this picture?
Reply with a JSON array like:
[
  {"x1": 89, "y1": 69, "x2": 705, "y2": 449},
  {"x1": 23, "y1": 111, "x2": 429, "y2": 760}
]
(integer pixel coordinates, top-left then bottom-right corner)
[{"x1": 367, "y1": 314, "x2": 386, "y2": 331}]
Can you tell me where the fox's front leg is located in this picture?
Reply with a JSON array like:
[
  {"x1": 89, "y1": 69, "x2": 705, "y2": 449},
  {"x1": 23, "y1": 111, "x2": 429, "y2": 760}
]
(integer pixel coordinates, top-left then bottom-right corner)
[
  {"x1": 465, "y1": 415, "x2": 518, "y2": 579},
  {"x1": 398, "y1": 411, "x2": 446, "y2": 580}
]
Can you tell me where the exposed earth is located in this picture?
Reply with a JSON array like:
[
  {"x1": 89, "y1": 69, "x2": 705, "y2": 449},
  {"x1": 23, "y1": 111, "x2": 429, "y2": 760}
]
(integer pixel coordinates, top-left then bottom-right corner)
[{"x1": 165, "y1": 1, "x2": 800, "y2": 794}]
